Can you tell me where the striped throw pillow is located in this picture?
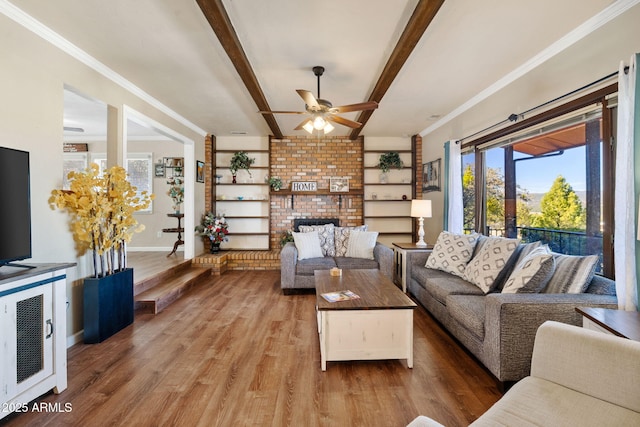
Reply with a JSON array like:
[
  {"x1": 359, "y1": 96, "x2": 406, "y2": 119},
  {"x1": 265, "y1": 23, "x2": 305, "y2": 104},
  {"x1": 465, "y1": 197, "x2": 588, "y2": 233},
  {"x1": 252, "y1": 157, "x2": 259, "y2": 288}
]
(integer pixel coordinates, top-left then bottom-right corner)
[{"x1": 543, "y1": 254, "x2": 598, "y2": 293}]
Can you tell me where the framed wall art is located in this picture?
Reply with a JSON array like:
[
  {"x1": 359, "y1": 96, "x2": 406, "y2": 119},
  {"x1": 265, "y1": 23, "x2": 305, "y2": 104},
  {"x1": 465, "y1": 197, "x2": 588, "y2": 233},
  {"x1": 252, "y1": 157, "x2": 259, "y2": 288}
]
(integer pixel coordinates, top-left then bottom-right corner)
[
  {"x1": 196, "y1": 160, "x2": 205, "y2": 183},
  {"x1": 154, "y1": 162, "x2": 165, "y2": 178},
  {"x1": 329, "y1": 177, "x2": 349, "y2": 192},
  {"x1": 423, "y1": 158, "x2": 441, "y2": 192}
]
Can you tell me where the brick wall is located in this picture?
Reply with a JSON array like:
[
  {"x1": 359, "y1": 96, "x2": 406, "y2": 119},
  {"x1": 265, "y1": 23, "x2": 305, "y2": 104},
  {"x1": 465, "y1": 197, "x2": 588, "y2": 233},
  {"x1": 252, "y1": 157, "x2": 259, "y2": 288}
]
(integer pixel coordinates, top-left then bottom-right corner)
[{"x1": 269, "y1": 135, "x2": 364, "y2": 248}]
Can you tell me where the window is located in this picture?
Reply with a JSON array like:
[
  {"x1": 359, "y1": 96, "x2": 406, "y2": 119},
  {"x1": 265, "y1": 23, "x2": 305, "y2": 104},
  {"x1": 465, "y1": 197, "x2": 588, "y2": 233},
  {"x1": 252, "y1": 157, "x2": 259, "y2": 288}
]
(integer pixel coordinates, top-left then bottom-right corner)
[
  {"x1": 462, "y1": 93, "x2": 615, "y2": 277},
  {"x1": 62, "y1": 153, "x2": 88, "y2": 190},
  {"x1": 90, "y1": 153, "x2": 154, "y2": 214}
]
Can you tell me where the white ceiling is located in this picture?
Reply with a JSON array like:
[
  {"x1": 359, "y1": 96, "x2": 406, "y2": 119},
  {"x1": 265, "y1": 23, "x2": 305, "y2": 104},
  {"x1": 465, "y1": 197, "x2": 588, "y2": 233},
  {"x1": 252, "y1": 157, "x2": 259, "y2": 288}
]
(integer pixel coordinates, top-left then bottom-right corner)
[{"x1": 7, "y1": 0, "x2": 640, "y2": 139}]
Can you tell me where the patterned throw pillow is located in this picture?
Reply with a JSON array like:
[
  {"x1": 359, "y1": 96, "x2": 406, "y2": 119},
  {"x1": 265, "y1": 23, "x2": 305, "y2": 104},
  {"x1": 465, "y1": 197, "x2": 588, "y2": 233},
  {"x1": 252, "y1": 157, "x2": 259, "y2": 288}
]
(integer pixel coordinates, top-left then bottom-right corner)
[
  {"x1": 502, "y1": 245, "x2": 555, "y2": 294},
  {"x1": 291, "y1": 231, "x2": 324, "y2": 260},
  {"x1": 299, "y1": 224, "x2": 335, "y2": 256},
  {"x1": 334, "y1": 225, "x2": 368, "y2": 257},
  {"x1": 464, "y1": 237, "x2": 520, "y2": 294},
  {"x1": 425, "y1": 231, "x2": 480, "y2": 278},
  {"x1": 543, "y1": 254, "x2": 599, "y2": 294},
  {"x1": 345, "y1": 231, "x2": 379, "y2": 260}
]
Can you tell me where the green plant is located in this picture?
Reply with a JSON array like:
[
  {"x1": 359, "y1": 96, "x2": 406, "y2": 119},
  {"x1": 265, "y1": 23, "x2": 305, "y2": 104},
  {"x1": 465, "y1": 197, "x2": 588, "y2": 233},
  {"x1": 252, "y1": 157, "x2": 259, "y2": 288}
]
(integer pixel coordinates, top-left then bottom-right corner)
[
  {"x1": 167, "y1": 176, "x2": 184, "y2": 211},
  {"x1": 230, "y1": 151, "x2": 255, "y2": 177},
  {"x1": 49, "y1": 163, "x2": 154, "y2": 278},
  {"x1": 377, "y1": 151, "x2": 404, "y2": 173},
  {"x1": 266, "y1": 176, "x2": 283, "y2": 191},
  {"x1": 280, "y1": 230, "x2": 294, "y2": 247}
]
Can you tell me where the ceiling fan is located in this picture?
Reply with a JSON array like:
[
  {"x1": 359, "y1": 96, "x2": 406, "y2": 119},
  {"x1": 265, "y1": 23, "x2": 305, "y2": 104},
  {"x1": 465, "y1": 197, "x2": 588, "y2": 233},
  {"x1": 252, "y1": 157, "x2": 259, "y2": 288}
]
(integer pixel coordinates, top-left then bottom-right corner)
[{"x1": 261, "y1": 66, "x2": 378, "y2": 134}]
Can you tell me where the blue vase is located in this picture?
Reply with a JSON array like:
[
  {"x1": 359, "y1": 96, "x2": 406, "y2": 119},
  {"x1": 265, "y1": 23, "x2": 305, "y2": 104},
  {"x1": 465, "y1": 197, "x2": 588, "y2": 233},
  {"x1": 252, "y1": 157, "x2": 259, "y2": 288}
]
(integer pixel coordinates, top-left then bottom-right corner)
[{"x1": 83, "y1": 268, "x2": 134, "y2": 344}]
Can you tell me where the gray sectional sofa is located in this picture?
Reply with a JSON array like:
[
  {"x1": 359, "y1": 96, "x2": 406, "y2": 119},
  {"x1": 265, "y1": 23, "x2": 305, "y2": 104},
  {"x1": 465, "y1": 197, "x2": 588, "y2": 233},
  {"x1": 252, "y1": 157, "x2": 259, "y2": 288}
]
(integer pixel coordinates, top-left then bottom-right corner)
[{"x1": 405, "y1": 232, "x2": 618, "y2": 385}]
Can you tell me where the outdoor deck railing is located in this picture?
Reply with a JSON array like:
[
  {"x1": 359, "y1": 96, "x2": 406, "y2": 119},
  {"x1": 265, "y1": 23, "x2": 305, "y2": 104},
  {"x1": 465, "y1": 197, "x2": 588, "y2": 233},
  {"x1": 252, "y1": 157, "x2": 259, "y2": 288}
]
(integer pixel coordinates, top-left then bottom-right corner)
[{"x1": 465, "y1": 226, "x2": 604, "y2": 272}]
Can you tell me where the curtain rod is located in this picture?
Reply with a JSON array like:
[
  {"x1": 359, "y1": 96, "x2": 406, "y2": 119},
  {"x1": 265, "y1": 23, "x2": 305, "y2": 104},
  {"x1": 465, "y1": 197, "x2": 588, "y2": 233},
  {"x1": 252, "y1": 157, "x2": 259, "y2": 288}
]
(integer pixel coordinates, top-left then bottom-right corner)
[{"x1": 457, "y1": 66, "x2": 629, "y2": 144}]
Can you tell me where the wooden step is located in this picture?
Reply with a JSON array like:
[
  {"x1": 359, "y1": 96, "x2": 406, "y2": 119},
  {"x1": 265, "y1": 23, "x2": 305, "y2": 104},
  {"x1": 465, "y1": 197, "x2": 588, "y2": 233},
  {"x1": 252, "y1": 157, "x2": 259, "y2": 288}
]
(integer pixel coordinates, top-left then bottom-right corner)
[
  {"x1": 134, "y1": 266, "x2": 211, "y2": 314},
  {"x1": 133, "y1": 259, "x2": 193, "y2": 297}
]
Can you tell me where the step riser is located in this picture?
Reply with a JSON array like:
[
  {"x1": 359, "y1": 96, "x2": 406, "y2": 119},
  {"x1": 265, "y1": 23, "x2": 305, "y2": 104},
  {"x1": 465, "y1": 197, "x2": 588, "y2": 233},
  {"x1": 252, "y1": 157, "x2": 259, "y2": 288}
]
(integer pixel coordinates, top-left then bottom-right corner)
[
  {"x1": 134, "y1": 260, "x2": 192, "y2": 296},
  {"x1": 134, "y1": 268, "x2": 210, "y2": 314}
]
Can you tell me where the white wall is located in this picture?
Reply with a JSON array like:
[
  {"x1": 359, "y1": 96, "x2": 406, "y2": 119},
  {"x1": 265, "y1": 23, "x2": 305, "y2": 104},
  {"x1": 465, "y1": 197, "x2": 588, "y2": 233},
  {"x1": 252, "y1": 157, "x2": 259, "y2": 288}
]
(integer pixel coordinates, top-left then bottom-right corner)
[{"x1": 0, "y1": 14, "x2": 205, "y2": 342}]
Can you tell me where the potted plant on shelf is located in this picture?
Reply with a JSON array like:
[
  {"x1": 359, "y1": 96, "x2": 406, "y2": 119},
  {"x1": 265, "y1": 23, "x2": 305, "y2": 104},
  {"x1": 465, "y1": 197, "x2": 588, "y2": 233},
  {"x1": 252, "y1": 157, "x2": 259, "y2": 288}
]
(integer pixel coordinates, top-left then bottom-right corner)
[
  {"x1": 266, "y1": 176, "x2": 283, "y2": 191},
  {"x1": 167, "y1": 176, "x2": 184, "y2": 213},
  {"x1": 195, "y1": 212, "x2": 229, "y2": 253},
  {"x1": 377, "y1": 151, "x2": 404, "y2": 183},
  {"x1": 229, "y1": 151, "x2": 255, "y2": 183},
  {"x1": 49, "y1": 164, "x2": 153, "y2": 343}
]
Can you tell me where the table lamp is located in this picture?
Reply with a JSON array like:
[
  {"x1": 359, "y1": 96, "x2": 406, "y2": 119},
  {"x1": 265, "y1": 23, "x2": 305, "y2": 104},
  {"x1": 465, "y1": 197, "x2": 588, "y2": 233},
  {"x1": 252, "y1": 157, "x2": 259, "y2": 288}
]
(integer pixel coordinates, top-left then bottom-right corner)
[{"x1": 411, "y1": 200, "x2": 432, "y2": 247}]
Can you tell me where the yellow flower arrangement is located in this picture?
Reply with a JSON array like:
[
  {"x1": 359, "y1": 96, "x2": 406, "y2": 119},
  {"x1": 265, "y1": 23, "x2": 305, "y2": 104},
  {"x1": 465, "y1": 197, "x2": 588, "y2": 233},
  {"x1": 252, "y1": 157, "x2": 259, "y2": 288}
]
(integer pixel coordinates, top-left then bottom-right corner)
[{"x1": 49, "y1": 163, "x2": 154, "y2": 278}]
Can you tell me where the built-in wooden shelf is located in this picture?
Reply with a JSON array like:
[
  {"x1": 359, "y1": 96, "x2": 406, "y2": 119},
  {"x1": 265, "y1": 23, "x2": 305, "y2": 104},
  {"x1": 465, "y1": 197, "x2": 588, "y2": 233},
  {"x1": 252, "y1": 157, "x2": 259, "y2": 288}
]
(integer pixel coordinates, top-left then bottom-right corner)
[{"x1": 271, "y1": 189, "x2": 364, "y2": 196}]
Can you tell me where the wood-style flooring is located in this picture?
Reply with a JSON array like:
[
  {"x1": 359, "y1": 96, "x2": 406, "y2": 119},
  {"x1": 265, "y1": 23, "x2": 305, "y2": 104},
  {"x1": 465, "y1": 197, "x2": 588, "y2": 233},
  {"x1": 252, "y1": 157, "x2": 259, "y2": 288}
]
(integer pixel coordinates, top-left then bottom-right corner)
[{"x1": 2, "y1": 268, "x2": 502, "y2": 427}]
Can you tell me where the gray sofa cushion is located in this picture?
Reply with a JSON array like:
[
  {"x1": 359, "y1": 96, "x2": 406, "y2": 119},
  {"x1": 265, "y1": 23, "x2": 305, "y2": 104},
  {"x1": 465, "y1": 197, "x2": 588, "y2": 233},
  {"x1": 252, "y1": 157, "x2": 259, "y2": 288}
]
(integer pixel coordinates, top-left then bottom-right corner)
[
  {"x1": 586, "y1": 275, "x2": 616, "y2": 295},
  {"x1": 334, "y1": 257, "x2": 379, "y2": 270},
  {"x1": 413, "y1": 266, "x2": 483, "y2": 305},
  {"x1": 446, "y1": 295, "x2": 486, "y2": 339},
  {"x1": 295, "y1": 257, "x2": 337, "y2": 276}
]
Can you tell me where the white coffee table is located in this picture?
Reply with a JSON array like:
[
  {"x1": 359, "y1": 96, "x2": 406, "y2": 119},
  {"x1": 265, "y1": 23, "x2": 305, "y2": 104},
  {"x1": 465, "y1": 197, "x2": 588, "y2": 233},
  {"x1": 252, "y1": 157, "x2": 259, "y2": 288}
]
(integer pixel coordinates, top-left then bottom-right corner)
[{"x1": 315, "y1": 269, "x2": 417, "y2": 371}]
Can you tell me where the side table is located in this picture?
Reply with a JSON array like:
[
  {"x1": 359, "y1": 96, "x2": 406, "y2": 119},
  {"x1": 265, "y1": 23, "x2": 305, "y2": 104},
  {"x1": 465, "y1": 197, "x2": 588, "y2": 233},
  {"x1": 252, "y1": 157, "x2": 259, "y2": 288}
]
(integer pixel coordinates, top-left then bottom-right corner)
[
  {"x1": 162, "y1": 213, "x2": 184, "y2": 257},
  {"x1": 576, "y1": 307, "x2": 640, "y2": 341},
  {"x1": 392, "y1": 242, "x2": 433, "y2": 292}
]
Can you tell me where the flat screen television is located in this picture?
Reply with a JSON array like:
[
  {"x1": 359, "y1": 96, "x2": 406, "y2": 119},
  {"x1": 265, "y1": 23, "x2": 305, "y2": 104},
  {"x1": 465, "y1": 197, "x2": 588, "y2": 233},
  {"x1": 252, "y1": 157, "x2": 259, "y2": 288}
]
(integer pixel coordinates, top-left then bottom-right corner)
[{"x1": 0, "y1": 146, "x2": 32, "y2": 267}]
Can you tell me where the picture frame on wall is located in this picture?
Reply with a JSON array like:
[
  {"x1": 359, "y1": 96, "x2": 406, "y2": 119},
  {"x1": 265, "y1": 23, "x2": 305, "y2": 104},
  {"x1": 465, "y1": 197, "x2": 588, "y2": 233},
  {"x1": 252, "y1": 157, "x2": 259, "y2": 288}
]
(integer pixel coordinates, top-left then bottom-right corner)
[
  {"x1": 196, "y1": 160, "x2": 205, "y2": 183},
  {"x1": 423, "y1": 158, "x2": 441, "y2": 192},
  {"x1": 329, "y1": 177, "x2": 349, "y2": 192},
  {"x1": 154, "y1": 163, "x2": 165, "y2": 178}
]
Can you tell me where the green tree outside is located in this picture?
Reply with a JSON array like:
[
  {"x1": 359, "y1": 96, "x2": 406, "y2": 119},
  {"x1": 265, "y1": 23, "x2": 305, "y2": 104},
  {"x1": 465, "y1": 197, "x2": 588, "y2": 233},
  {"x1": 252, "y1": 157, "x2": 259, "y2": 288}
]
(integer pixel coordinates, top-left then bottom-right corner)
[
  {"x1": 462, "y1": 163, "x2": 532, "y2": 233},
  {"x1": 530, "y1": 175, "x2": 585, "y2": 231}
]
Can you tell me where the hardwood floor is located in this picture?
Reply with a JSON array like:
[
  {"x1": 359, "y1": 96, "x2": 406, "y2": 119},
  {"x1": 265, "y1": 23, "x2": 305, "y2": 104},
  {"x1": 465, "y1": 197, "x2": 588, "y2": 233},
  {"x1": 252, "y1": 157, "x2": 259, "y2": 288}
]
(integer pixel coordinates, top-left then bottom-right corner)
[{"x1": 2, "y1": 270, "x2": 501, "y2": 427}]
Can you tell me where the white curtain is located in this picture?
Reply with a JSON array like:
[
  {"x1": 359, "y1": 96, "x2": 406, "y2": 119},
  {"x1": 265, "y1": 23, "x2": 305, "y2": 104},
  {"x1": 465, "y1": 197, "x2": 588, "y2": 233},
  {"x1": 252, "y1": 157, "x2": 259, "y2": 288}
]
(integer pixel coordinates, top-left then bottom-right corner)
[
  {"x1": 445, "y1": 140, "x2": 463, "y2": 233},
  {"x1": 614, "y1": 53, "x2": 638, "y2": 311}
]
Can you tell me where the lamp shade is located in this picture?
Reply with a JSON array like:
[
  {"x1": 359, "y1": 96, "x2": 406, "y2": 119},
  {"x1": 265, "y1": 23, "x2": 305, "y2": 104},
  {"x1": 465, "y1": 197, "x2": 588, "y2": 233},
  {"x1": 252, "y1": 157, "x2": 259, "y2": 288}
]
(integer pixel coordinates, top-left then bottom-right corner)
[{"x1": 411, "y1": 200, "x2": 432, "y2": 218}]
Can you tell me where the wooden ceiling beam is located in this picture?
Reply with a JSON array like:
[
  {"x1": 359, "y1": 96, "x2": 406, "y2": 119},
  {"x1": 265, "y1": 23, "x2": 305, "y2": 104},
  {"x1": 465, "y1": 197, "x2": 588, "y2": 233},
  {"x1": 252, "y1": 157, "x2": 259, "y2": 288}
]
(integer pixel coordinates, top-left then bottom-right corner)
[
  {"x1": 349, "y1": 0, "x2": 445, "y2": 140},
  {"x1": 196, "y1": 0, "x2": 283, "y2": 138}
]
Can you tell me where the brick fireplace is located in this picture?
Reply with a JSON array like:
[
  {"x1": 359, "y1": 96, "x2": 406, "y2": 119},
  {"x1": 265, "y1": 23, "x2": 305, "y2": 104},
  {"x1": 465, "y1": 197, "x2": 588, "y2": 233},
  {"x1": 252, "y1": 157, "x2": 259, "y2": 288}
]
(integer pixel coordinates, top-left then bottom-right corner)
[{"x1": 269, "y1": 135, "x2": 364, "y2": 248}]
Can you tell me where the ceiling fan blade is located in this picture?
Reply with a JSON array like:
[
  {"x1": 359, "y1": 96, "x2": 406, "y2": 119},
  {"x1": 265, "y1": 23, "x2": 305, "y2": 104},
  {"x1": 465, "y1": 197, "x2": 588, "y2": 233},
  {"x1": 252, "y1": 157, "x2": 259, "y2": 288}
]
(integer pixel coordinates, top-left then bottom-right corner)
[
  {"x1": 296, "y1": 89, "x2": 319, "y2": 109},
  {"x1": 259, "y1": 110, "x2": 306, "y2": 114},
  {"x1": 332, "y1": 101, "x2": 379, "y2": 113},
  {"x1": 328, "y1": 115, "x2": 362, "y2": 129},
  {"x1": 294, "y1": 118, "x2": 312, "y2": 131}
]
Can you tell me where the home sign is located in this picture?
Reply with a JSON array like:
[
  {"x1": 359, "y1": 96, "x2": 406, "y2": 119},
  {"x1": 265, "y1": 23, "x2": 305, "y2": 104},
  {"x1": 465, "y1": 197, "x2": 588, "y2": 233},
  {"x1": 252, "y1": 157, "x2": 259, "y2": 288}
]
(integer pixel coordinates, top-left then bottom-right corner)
[{"x1": 291, "y1": 181, "x2": 318, "y2": 192}]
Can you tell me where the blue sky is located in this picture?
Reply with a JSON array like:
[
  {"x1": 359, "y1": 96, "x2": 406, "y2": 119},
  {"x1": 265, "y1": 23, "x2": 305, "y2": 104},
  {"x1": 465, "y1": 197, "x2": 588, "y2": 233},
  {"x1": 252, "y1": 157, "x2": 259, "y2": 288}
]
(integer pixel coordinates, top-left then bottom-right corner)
[{"x1": 464, "y1": 146, "x2": 588, "y2": 194}]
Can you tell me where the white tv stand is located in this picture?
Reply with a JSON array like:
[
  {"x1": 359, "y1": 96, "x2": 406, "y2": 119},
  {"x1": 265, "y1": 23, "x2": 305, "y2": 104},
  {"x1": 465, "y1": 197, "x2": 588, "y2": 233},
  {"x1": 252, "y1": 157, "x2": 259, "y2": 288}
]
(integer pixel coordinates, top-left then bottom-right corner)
[{"x1": 0, "y1": 263, "x2": 74, "y2": 420}]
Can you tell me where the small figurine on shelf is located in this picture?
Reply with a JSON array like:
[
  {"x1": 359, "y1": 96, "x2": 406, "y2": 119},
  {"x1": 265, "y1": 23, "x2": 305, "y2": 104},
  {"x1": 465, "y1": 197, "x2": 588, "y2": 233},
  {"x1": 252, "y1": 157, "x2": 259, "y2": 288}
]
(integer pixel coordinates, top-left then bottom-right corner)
[
  {"x1": 195, "y1": 212, "x2": 229, "y2": 253},
  {"x1": 167, "y1": 176, "x2": 184, "y2": 213}
]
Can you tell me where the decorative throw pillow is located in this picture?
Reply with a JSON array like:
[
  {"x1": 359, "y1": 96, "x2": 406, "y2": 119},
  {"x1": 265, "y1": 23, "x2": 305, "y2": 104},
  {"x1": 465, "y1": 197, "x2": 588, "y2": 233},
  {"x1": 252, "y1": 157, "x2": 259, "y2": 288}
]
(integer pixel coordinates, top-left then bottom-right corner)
[
  {"x1": 345, "y1": 231, "x2": 379, "y2": 260},
  {"x1": 543, "y1": 254, "x2": 599, "y2": 294},
  {"x1": 425, "y1": 231, "x2": 480, "y2": 278},
  {"x1": 299, "y1": 224, "x2": 336, "y2": 256},
  {"x1": 502, "y1": 245, "x2": 555, "y2": 294},
  {"x1": 334, "y1": 225, "x2": 368, "y2": 257},
  {"x1": 464, "y1": 237, "x2": 520, "y2": 294},
  {"x1": 292, "y1": 231, "x2": 324, "y2": 260}
]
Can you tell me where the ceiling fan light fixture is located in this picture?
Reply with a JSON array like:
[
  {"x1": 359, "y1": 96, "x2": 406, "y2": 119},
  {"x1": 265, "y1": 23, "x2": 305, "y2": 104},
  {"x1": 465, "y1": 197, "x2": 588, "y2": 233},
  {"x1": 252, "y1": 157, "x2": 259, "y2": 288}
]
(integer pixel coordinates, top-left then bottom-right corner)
[
  {"x1": 323, "y1": 122, "x2": 334, "y2": 133},
  {"x1": 313, "y1": 115, "x2": 326, "y2": 130},
  {"x1": 302, "y1": 121, "x2": 314, "y2": 133}
]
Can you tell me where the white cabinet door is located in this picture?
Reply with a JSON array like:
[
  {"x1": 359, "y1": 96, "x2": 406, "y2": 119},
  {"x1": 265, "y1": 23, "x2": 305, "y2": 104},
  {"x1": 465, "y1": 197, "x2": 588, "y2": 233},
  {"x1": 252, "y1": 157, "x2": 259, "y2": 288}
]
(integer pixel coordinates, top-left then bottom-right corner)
[{"x1": 1, "y1": 282, "x2": 53, "y2": 402}]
